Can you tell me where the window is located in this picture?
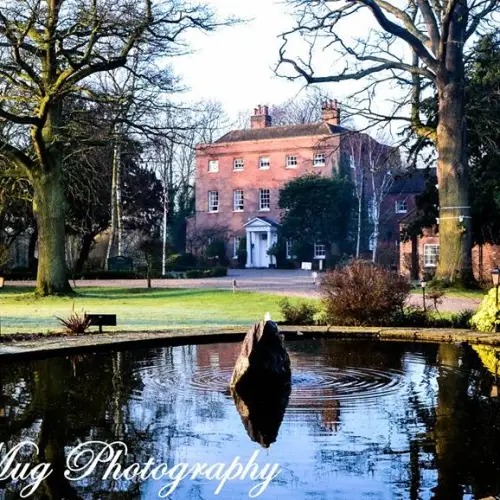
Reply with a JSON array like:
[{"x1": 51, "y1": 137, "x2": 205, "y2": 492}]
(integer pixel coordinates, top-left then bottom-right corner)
[
  {"x1": 259, "y1": 157, "x2": 270, "y2": 169},
  {"x1": 233, "y1": 236, "x2": 241, "y2": 259},
  {"x1": 208, "y1": 160, "x2": 219, "y2": 172},
  {"x1": 208, "y1": 191, "x2": 219, "y2": 212},
  {"x1": 395, "y1": 200, "x2": 408, "y2": 213},
  {"x1": 259, "y1": 189, "x2": 270, "y2": 211},
  {"x1": 233, "y1": 159, "x2": 244, "y2": 171},
  {"x1": 286, "y1": 155, "x2": 298, "y2": 168},
  {"x1": 424, "y1": 244, "x2": 439, "y2": 267},
  {"x1": 314, "y1": 243, "x2": 326, "y2": 259},
  {"x1": 233, "y1": 190, "x2": 244, "y2": 212},
  {"x1": 313, "y1": 153, "x2": 326, "y2": 167}
]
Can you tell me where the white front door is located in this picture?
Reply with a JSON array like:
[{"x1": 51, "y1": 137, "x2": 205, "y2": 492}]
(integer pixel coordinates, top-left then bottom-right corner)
[
  {"x1": 244, "y1": 219, "x2": 277, "y2": 268},
  {"x1": 256, "y1": 232, "x2": 269, "y2": 267}
]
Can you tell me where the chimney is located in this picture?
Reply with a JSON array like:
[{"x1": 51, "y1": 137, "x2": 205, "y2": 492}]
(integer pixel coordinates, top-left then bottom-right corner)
[
  {"x1": 322, "y1": 99, "x2": 340, "y2": 126},
  {"x1": 251, "y1": 104, "x2": 272, "y2": 129}
]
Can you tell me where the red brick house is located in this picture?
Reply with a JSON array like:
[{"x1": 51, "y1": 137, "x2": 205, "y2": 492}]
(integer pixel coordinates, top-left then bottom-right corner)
[
  {"x1": 186, "y1": 101, "x2": 419, "y2": 268},
  {"x1": 374, "y1": 170, "x2": 429, "y2": 267},
  {"x1": 399, "y1": 224, "x2": 500, "y2": 282}
]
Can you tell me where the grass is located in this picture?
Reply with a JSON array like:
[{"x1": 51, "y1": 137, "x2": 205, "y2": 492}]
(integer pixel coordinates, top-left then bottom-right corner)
[
  {"x1": 409, "y1": 286, "x2": 487, "y2": 300},
  {"x1": 0, "y1": 287, "x2": 301, "y2": 335}
]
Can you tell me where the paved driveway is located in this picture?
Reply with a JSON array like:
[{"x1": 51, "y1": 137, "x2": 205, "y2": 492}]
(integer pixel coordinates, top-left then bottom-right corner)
[{"x1": 7, "y1": 269, "x2": 482, "y2": 312}]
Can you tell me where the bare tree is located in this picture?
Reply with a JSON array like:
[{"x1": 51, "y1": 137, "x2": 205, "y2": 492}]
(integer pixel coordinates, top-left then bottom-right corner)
[
  {"x1": 276, "y1": 0, "x2": 498, "y2": 285},
  {"x1": 346, "y1": 132, "x2": 398, "y2": 261},
  {"x1": 0, "y1": 0, "x2": 220, "y2": 295},
  {"x1": 346, "y1": 136, "x2": 365, "y2": 258},
  {"x1": 366, "y1": 139, "x2": 398, "y2": 263},
  {"x1": 269, "y1": 88, "x2": 327, "y2": 125},
  {"x1": 146, "y1": 100, "x2": 227, "y2": 273}
]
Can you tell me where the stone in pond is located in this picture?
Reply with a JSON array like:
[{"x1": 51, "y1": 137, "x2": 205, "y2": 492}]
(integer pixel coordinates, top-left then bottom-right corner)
[{"x1": 230, "y1": 320, "x2": 291, "y2": 390}]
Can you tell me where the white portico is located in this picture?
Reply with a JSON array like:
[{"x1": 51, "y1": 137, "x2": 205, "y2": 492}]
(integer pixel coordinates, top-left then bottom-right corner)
[{"x1": 243, "y1": 217, "x2": 279, "y2": 268}]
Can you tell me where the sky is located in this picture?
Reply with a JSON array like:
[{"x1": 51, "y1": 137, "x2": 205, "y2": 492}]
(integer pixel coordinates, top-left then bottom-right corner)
[{"x1": 173, "y1": 0, "x2": 360, "y2": 122}]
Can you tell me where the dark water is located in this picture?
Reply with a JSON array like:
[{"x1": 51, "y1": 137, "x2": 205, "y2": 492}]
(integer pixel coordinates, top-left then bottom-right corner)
[{"x1": 1, "y1": 339, "x2": 500, "y2": 499}]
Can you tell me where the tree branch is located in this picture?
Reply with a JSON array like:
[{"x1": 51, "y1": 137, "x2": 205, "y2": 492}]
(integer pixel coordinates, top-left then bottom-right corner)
[{"x1": 355, "y1": 0, "x2": 438, "y2": 71}]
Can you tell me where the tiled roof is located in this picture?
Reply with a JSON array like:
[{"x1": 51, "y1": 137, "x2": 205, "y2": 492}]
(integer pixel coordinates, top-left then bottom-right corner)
[
  {"x1": 258, "y1": 217, "x2": 280, "y2": 228},
  {"x1": 215, "y1": 122, "x2": 346, "y2": 143},
  {"x1": 243, "y1": 216, "x2": 280, "y2": 228}
]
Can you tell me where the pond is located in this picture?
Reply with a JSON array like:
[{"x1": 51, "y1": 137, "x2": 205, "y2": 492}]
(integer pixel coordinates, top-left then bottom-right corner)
[{"x1": 1, "y1": 339, "x2": 500, "y2": 499}]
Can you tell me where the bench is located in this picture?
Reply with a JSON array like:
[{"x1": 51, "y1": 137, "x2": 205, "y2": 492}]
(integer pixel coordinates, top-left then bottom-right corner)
[
  {"x1": 107, "y1": 256, "x2": 134, "y2": 272},
  {"x1": 85, "y1": 314, "x2": 117, "y2": 333}
]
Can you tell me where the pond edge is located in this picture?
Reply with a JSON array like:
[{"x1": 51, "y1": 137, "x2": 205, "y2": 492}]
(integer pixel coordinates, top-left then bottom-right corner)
[{"x1": 1, "y1": 326, "x2": 500, "y2": 361}]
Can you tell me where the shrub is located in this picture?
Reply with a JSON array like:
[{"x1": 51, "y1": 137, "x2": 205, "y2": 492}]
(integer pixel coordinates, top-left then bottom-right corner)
[
  {"x1": 81, "y1": 270, "x2": 138, "y2": 280},
  {"x1": 387, "y1": 307, "x2": 472, "y2": 329},
  {"x1": 390, "y1": 306, "x2": 429, "y2": 327},
  {"x1": 212, "y1": 266, "x2": 228, "y2": 277},
  {"x1": 185, "y1": 269, "x2": 204, "y2": 279},
  {"x1": 237, "y1": 237, "x2": 247, "y2": 269},
  {"x1": 206, "y1": 239, "x2": 228, "y2": 265},
  {"x1": 450, "y1": 309, "x2": 475, "y2": 329},
  {"x1": 320, "y1": 260, "x2": 411, "y2": 326},
  {"x1": 164, "y1": 271, "x2": 186, "y2": 279},
  {"x1": 278, "y1": 297, "x2": 318, "y2": 325},
  {"x1": 290, "y1": 240, "x2": 313, "y2": 262},
  {"x1": 471, "y1": 288, "x2": 499, "y2": 332},
  {"x1": 2, "y1": 267, "x2": 36, "y2": 280},
  {"x1": 313, "y1": 309, "x2": 329, "y2": 326},
  {"x1": 57, "y1": 311, "x2": 92, "y2": 335},
  {"x1": 267, "y1": 240, "x2": 287, "y2": 268},
  {"x1": 166, "y1": 253, "x2": 198, "y2": 269},
  {"x1": 279, "y1": 259, "x2": 297, "y2": 270}
]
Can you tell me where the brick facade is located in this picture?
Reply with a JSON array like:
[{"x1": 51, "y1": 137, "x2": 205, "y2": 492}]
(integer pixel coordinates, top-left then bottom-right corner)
[
  {"x1": 399, "y1": 225, "x2": 500, "y2": 282},
  {"x1": 187, "y1": 101, "x2": 415, "y2": 267}
]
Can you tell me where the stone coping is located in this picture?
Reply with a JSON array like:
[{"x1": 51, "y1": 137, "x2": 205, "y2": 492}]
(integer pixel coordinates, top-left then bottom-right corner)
[{"x1": 1, "y1": 325, "x2": 500, "y2": 361}]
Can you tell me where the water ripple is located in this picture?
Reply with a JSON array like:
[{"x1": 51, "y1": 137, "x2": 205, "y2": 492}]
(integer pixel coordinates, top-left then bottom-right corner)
[{"x1": 133, "y1": 354, "x2": 405, "y2": 409}]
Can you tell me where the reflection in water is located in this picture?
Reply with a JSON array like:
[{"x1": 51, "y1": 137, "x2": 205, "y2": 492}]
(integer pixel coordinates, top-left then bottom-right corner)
[
  {"x1": 231, "y1": 382, "x2": 291, "y2": 448},
  {"x1": 0, "y1": 340, "x2": 500, "y2": 498}
]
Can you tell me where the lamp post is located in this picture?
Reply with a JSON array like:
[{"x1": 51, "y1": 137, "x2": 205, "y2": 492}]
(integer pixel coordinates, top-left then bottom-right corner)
[
  {"x1": 492, "y1": 268, "x2": 500, "y2": 333},
  {"x1": 420, "y1": 279, "x2": 426, "y2": 312},
  {"x1": 0, "y1": 276, "x2": 4, "y2": 335}
]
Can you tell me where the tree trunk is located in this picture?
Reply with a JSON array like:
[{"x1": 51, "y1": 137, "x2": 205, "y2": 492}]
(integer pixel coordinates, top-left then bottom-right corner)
[
  {"x1": 355, "y1": 179, "x2": 363, "y2": 258},
  {"x1": 435, "y1": 50, "x2": 473, "y2": 285},
  {"x1": 146, "y1": 263, "x2": 152, "y2": 288},
  {"x1": 116, "y1": 141, "x2": 123, "y2": 256},
  {"x1": 411, "y1": 233, "x2": 419, "y2": 280},
  {"x1": 372, "y1": 215, "x2": 379, "y2": 263},
  {"x1": 74, "y1": 232, "x2": 95, "y2": 276},
  {"x1": 32, "y1": 170, "x2": 72, "y2": 295},
  {"x1": 105, "y1": 137, "x2": 119, "y2": 268},
  {"x1": 371, "y1": 175, "x2": 379, "y2": 263},
  {"x1": 162, "y1": 192, "x2": 168, "y2": 276}
]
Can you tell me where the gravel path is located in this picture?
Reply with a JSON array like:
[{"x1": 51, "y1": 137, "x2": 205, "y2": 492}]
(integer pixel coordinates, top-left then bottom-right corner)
[{"x1": 6, "y1": 269, "x2": 482, "y2": 312}]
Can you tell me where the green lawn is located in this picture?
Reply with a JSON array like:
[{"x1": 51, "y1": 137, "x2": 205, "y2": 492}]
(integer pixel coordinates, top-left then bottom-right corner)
[{"x1": 0, "y1": 287, "x2": 302, "y2": 335}]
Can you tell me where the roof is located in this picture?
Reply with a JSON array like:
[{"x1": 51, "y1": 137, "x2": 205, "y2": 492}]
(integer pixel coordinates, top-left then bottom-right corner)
[
  {"x1": 243, "y1": 217, "x2": 280, "y2": 228},
  {"x1": 215, "y1": 122, "x2": 346, "y2": 143},
  {"x1": 389, "y1": 168, "x2": 436, "y2": 194}
]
